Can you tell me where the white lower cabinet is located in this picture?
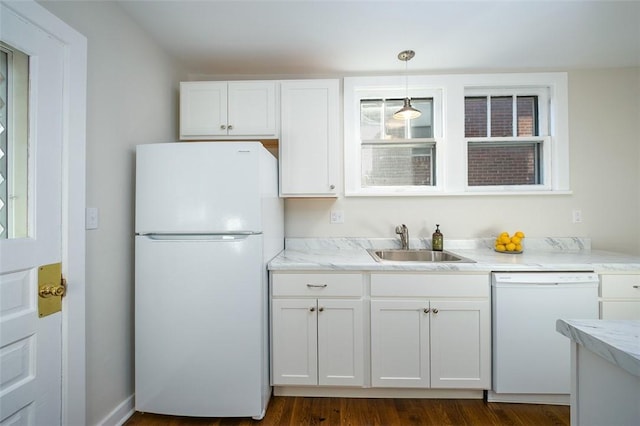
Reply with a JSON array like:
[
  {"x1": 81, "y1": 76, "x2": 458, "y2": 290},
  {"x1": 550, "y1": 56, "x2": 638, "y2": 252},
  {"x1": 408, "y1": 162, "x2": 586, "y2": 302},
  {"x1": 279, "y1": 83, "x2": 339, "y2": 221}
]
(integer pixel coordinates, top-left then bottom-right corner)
[
  {"x1": 599, "y1": 273, "x2": 640, "y2": 319},
  {"x1": 271, "y1": 273, "x2": 364, "y2": 386},
  {"x1": 370, "y1": 273, "x2": 491, "y2": 389}
]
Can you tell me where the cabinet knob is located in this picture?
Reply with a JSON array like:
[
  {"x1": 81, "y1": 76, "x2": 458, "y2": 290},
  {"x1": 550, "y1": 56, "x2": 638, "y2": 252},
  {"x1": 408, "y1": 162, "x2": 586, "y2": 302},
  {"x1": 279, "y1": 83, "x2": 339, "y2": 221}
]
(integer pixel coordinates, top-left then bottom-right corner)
[
  {"x1": 329, "y1": 184, "x2": 335, "y2": 190},
  {"x1": 309, "y1": 307, "x2": 316, "y2": 312},
  {"x1": 423, "y1": 308, "x2": 430, "y2": 314},
  {"x1": 220, "y1": 124, "x2": 226, "y2": 130},
  {"x1": 432, "y1": 308, "x2": 439, "y2": 314},
  {"x1": 228, "y1": 125, "x2": 233, "y2": 130},
  {"x1": 318, "y1": 307, "x2": 324, "y2": 312}
]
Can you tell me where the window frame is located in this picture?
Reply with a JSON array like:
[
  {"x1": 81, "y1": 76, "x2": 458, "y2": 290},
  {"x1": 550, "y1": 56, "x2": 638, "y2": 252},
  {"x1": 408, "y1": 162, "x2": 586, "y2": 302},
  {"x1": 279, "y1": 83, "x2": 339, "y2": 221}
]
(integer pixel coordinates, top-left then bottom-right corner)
[
  {"x1": 344, "y1": 72, "x2": 570, "y2": 196},
  {"x1": 344, "y1": 76, "x2": 444, "y2": 196},
  {"x1": 464, "y1": 87, "x2": 552, "y2": 191}
]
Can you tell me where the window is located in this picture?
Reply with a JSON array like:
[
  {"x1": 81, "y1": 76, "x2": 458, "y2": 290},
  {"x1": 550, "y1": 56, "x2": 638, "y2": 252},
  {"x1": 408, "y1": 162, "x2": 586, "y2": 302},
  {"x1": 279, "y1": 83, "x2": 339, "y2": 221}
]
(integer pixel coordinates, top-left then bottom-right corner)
[
  {"x1": 343, "y1": 77, "x2": 443, "y2": 196},
  {"x1": 465, "y1": 89, "x2": 551, "y2": 189},
  {"x1": 360, "y1": 98, "x2": 435, "y2": 187},
  {"x1": 344, "y1": 73, "x2": 569, "y2": 196}
]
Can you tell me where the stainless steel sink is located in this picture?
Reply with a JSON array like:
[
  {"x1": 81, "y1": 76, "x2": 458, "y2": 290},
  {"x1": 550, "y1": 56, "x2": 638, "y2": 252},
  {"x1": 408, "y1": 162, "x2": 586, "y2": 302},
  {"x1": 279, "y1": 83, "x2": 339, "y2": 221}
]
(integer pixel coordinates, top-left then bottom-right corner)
[{"x1": 367, "y1": 249, "x2": 475, "y2": 263}]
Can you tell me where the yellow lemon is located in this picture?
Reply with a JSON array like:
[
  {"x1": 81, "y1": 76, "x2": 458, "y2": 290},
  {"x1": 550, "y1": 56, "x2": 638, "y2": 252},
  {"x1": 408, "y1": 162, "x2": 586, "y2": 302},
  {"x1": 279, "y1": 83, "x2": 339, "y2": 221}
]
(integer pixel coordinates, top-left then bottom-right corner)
[
  {"x1": 506, "y1": 242, "x2": 516, "y2": 251},
  {"x1": 500, "y1": 235, "x2": 511, "y2": 244},
  {"x1": 500, "y1": 231, "x2": 509, "y2": 238},
  {"x1": 515, "y1": 244, "x2": 523, "y2": 251},
  {"x1": 515, "y1": 231, "x2": 525, "y2": 238},
  {"x1": 495, "y1": 244, "x2": 506, "y2": 252},
  {"x1": 510, "y1": 236, "x2": 521, "y2": 244}
]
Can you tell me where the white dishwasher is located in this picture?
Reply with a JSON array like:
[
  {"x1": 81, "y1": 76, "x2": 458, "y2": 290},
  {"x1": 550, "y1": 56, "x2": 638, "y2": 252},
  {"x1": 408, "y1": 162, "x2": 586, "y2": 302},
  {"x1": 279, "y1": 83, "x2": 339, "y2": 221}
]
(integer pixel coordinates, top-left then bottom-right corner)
[{"x1": 489, "y1": 272, "x2": 599, "y2": 405}]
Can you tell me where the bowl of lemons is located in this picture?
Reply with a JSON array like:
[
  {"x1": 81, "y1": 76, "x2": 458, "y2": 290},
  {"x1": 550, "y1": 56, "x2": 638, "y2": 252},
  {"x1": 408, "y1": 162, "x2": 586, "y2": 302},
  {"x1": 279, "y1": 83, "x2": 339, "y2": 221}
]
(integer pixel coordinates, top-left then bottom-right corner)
[{"x1": 494, "y1": 231, "x2": 525, "y2": 253}]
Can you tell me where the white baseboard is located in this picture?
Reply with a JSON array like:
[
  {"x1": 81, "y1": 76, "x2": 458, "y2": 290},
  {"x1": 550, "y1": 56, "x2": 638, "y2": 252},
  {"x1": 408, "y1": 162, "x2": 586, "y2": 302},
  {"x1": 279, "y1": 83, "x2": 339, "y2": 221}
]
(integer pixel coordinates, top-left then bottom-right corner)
[{"x1": 97, "y1": 394, "x2": 135, "y2": 426}]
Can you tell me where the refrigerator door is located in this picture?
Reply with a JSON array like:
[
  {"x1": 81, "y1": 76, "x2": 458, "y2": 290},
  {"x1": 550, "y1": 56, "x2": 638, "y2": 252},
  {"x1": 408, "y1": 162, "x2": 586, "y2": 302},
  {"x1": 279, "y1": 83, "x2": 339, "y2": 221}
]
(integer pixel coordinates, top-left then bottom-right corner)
[
  {"x1": 136, "y1": 142, "x2": 263, "y2": 234},
  {"x1": 135, "y1": 234, "x2": 269, "y2": 417}
]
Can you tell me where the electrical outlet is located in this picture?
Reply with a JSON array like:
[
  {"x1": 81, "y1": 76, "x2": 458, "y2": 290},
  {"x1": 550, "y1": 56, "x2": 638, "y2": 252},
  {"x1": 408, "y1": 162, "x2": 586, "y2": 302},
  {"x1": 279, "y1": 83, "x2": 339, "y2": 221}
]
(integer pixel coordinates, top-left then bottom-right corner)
[
  {"x1": 572, "y1": 209, "x2": 582, "y2": 224},
  {"x1": 330, "y1": 210, "x2": 345, "y2": 224}
]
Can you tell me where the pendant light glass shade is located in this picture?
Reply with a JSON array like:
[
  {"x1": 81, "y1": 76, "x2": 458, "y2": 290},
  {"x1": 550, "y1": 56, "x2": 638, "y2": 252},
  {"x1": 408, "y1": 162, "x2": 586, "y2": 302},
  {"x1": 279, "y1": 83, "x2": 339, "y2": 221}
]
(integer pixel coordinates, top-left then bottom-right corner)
[
  {"x1": 394, "y1": 50, "x2": 421, "y2": 120},
  {"x1": 393, "y1": 97, "x2": 421, "y2": 120}
]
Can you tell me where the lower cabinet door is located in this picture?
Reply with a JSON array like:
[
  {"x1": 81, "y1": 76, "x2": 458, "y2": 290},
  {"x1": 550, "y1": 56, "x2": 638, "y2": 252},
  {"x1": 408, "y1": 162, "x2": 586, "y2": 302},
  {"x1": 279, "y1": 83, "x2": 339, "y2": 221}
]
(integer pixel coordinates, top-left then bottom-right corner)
[
  {"x1": 317, "y1": 299, "x2": 364, "y2": 386},
  {"x1": 429, "y1": 300, "x2": 491, "y2": 389},
  {"x1": 600, "y1": 301, "x2": 640, "y2": 319},
  {"x1": 272, "y1": 299, "x2": 318, "y2": 385},
  {"x1": 371, "y1": 299, "x2": 430, "y2": 388}
]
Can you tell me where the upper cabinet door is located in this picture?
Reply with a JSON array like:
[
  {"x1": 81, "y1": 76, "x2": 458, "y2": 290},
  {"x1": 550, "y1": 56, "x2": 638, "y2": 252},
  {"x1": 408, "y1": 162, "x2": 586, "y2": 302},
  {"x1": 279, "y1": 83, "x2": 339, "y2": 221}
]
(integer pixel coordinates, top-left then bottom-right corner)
[
  {"x1": 279, "y1": 79, "x2": 340, "y2": 197},
  {"x1": 180, "y1": 81, "x2": 278, "y2": 139},
  {"x1": 180, "y1": 81, "x2": 228, "y2": 137},
  {"x1": 228, "y1": 81, "x2": 277, "y2": 136}
]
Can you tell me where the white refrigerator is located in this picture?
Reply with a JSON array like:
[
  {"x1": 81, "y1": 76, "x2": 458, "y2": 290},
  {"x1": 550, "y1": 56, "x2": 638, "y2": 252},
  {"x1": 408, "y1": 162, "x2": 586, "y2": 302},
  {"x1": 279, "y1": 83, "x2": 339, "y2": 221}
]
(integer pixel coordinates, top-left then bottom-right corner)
[{"x1": 134, "y1": 142, "x2": 283, "y2": 419}]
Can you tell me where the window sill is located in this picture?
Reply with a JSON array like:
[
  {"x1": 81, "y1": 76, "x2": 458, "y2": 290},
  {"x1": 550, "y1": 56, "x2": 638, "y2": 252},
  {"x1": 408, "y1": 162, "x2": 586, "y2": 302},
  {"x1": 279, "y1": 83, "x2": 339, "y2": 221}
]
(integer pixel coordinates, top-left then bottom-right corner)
[{"x1": 345, "y1": 189, "x2": 573, "y2": 197}]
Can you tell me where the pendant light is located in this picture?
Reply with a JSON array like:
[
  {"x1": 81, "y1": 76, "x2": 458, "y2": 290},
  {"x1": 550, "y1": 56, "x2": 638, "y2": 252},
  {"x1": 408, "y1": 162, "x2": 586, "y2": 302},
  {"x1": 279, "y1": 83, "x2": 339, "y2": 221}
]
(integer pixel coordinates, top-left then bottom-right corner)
[{"x1": 393, "y1": 50, "x2": 421, "y2": 120}]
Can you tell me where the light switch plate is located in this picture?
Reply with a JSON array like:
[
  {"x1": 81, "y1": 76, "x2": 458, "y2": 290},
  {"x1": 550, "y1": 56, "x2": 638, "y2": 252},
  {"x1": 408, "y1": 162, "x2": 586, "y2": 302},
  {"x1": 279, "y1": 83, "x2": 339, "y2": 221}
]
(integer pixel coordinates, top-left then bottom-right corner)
[{"x1": 86, "y1": 207, "x2": 99, "y2": 229}]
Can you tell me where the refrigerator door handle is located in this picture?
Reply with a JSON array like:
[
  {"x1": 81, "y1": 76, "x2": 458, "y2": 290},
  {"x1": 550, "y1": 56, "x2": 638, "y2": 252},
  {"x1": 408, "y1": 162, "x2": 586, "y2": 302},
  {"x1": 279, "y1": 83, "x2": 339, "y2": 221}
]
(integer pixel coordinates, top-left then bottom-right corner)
[{"x1": 143, "y1": 233, "x2": 258, "y2": 241}]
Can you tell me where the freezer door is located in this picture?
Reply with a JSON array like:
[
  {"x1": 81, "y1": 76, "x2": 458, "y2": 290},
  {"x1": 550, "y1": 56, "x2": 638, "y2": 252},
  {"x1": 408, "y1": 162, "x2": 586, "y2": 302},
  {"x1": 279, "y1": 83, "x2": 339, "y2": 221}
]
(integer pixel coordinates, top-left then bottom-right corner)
[
  {"x1": 135, "y1": 234, "x2": 269, "y2": 417},
  {"x1": 136, "y1": 142, "x2": 264, "y2": 234}
]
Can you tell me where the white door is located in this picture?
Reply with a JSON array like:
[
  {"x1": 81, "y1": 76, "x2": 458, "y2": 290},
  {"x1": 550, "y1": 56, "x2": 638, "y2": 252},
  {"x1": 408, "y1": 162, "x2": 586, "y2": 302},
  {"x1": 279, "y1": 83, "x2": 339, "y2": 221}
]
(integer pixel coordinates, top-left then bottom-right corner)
[
  {"x1": 370, "y1": 299, "x2": 431, "y2": 388},
  {"x1": 0, "y1": 3, "x2": 66, "y2": 425},
  {"x1": 271, "y1": 298, "x2": 318, "y2": 386},
  {"x1": 135, "y1": 234, "x2": 267, "y2": 417},
  {"x1": 135, "y1": 142, "x2": 264, "y2": 234},
  {"x1": 279, "y1": 79, "x2": 339, "y2": 197},
  {"x1": 429, "y1": 300, "x2": 491, "y2": 389},
  {"x1": 179, "y1": 81, "x2": 228, "y2": 137},
  {"x1": 317, "y1": 298, "x2": 363, "y2": 386},
  {"x1": 227, "y1": 81, "x2": 276, "y2": 136}
]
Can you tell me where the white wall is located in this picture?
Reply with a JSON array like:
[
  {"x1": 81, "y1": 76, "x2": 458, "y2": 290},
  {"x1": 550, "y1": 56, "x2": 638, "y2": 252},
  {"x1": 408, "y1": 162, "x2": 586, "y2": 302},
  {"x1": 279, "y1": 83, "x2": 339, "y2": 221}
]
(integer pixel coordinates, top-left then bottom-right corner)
[
  {"x1": 39, "y1": 1, "x2": 185, "y2": 425},
  {"x1": 285, "y1": 68, "x2": 640, "y2": 256}
]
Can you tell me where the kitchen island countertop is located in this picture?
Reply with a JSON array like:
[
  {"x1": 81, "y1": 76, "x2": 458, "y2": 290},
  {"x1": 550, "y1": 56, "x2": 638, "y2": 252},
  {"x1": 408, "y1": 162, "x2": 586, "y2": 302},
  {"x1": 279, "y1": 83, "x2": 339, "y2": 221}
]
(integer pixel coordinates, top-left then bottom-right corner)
[{"x1": 556, "y1": 319, "x2": 640, "y2": 378}]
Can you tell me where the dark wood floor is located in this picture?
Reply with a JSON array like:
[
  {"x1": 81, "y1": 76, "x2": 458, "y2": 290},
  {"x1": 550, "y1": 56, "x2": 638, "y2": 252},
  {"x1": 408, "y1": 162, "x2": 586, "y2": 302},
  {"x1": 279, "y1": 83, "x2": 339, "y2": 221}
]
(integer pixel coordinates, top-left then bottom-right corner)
[{"x1": 125, "y1": 396, "x2": 569, "y2": 425}]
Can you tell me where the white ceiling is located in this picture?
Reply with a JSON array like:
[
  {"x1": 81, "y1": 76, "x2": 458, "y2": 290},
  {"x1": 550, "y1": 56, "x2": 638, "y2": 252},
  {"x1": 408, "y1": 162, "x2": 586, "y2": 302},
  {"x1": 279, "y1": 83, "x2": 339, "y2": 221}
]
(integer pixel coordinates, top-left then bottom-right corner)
[{"x1": 116, "y1": 0, "x2": 640, "y2": 77}]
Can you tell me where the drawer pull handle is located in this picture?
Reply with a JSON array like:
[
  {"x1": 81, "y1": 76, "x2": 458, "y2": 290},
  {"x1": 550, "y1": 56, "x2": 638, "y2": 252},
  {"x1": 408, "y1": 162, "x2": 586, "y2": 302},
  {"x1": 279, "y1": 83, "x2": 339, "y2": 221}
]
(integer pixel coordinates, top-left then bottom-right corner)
[
  {"x1": 432, "y1": 308, "x2": 439, "y2": 314},
  {"x1": 306, "y1": 284, "x2": 328, "y2": 288},
  {"x1": 633, "y1": 285, "x2": 639, "y2": 289},
  {"x1": 309, "y1": 307, "x2": 316, "y2": 312},
  {"x1": 423, "y1": 308, "x2": 430, "y2": 314}
]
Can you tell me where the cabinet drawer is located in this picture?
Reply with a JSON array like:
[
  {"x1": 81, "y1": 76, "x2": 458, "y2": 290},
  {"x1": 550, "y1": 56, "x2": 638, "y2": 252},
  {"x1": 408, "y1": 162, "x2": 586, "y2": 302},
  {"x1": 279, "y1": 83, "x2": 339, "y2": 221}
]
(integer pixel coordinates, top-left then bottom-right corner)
[
  {"x1": 272, "y1": 273, "x2": 363, "y2": 297},
  {"x1": 371, "y1": 273, "x2": 489, "y2": 298},
  {"x1": 600, "y1": 274, "x2": 640, "y2": 298}
]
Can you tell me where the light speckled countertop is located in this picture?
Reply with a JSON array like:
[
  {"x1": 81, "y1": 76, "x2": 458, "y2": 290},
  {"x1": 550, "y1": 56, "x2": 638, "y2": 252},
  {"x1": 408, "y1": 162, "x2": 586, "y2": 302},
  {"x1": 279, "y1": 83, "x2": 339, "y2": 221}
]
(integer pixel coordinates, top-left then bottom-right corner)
[
  {"x1": 556, "y1": 319, "x2": 640, "y2": 378},
  {"x1": 268, "y1": 237, "x2": 640, "y2": 272}
]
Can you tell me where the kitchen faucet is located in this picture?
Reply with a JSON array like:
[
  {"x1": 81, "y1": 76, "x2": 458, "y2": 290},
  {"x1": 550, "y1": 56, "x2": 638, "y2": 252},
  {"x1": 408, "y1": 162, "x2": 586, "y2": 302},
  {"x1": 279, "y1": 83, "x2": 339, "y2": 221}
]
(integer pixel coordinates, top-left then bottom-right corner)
[{"x1": 395, "y1": 224, "x2": 409, "y2": 250}]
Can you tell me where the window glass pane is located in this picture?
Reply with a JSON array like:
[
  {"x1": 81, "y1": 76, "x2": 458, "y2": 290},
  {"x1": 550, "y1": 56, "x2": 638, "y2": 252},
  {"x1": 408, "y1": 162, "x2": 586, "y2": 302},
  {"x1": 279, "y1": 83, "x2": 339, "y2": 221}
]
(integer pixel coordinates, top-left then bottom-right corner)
[
  {"x1": 0, "y1": 48, "x2": 7, "y2": 238},
  {"x1": 0, "y1": 42, "x2": 29, "y2": 239},
  {"x1": 491, "y1": 96, "x2": 513, "y2": 137},
  {"x1": 465, "y1": 96, "x2": 487, "y2": 137},
  {"x1": 408, "y1": 99, "x2": 433, "y2": 138},
  {"x1": 362, "y1": 144, "x2": 435, "y2": 187},
  {"x1": 467, "y1": 142, "x2": 541, "y2": 186},
  {"x1": 360, "y1": 98, "x2": 433, "y2": 140},
  {"x1": 517, "y1": 96, "x2": 538, "y2": 136}
]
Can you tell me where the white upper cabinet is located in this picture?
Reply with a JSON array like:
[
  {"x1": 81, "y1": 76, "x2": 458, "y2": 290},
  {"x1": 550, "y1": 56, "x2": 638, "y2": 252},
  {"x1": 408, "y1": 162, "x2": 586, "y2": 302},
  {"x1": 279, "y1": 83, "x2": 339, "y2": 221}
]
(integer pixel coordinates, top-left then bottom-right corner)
[
  {"x1": 279, "y1": 79, "x2": 340, "y2": 197},
  {"x1": 180, "y1": 81, "x2": 278, "y2": 139}
]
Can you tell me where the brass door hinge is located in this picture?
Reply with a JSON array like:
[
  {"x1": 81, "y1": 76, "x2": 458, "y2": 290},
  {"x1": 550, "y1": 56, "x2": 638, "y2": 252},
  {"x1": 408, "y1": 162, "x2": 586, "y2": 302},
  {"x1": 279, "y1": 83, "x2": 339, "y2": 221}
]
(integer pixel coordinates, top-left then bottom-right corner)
[{"x1": 38, "y1": 262, "x2": 66, "y2": 317}]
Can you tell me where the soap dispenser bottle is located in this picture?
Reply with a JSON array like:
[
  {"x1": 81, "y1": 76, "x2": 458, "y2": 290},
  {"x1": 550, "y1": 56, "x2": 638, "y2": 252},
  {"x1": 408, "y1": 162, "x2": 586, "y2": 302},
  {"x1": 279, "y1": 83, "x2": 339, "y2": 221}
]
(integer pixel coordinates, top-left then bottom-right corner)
[{"x1": 432, "y1": 224, "x2": 443, "y2": 251}]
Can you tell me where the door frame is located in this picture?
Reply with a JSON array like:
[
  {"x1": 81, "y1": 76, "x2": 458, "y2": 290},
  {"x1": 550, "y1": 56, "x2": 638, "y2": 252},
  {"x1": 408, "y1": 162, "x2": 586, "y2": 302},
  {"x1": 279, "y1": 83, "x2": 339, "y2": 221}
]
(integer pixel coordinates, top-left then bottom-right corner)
[{"x1": 3, "y1": 1, "x2": 87, "y2": 425}]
